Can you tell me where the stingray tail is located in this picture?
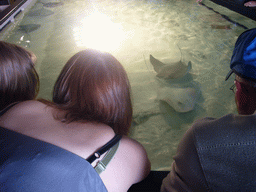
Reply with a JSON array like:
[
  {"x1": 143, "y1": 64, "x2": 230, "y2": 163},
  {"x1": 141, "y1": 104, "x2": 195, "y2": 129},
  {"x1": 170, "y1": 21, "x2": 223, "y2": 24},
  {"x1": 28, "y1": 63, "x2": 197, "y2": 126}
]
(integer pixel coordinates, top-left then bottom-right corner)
[
  {"x1": 143, "y1": 54, "x2": 151, "y2": 72},
  {"x1": 149, "y1": 54, "x2": 165, "y2": 73},
  {"x1": 177, "y1": 44, "x2": 192, "y2": 71},
  {"x1": 176, "y1": 44, "x2": 183, "y2": 62}
]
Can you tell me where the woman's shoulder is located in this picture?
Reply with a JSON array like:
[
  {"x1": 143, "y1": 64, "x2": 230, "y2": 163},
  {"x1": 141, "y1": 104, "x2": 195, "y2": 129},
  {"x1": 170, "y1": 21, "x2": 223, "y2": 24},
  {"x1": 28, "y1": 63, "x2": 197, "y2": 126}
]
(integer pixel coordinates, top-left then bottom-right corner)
[
  {"x1": 0, "y1": 100, "x2": 47, "y2": 123},
  {"x1": 3, "y1": 100, "x2": 49, "y2": 114},
  {"x1": 120, "y1": 136, "x2": 149, "y2": 158},
  {"x1": 117, "y1": 136, "x2": 151, "y2": 179},
  {"x1": 99, "y1": 135, "x2": 151, "y2": 191}
]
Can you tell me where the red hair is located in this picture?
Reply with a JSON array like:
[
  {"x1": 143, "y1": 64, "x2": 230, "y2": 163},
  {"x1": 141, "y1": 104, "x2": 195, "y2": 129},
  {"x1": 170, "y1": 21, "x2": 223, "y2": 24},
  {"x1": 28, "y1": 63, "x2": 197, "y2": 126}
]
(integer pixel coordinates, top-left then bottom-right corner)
[{"x1": 51, "y1": 49, "x2": 132, "y2": 135}]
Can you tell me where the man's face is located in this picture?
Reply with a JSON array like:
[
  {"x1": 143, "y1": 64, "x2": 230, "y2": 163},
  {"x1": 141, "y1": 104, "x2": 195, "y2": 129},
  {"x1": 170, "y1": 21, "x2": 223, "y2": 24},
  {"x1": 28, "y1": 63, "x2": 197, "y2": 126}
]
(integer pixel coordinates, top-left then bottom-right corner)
[{"x1": 234, "y1": 75, "x2": 256, "y2": 115}]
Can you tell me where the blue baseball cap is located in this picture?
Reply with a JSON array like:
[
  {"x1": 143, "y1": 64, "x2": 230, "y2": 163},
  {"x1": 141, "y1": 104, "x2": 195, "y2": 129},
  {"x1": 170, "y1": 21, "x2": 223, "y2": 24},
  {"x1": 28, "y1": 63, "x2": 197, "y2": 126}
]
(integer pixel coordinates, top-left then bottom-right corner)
[{"x1": 225, "y1": 28, "x2": 256, "y2": 82}]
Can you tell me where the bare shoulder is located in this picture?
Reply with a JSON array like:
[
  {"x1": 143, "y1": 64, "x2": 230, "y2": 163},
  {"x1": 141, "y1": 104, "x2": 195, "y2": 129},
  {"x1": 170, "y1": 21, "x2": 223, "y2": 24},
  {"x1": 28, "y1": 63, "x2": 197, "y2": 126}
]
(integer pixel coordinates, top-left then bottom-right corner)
[
  {"x1": 13, "y1": 100, "x2": 45, "y2": 107},
  {"x1": 120, "y1": 136, "x2": 149, "y2": 157},
  {"x1": 0, "y1": 101, "x2": 45, "y2": 123},
  {"x1": 2, "y1": 100, "x2": 47, "y2": 115},
  {"x1": 16, "y1": 100, "x2": 48, "y2": 111},
  {"x1": 118, "y1": 136, "x2": 151, "y2": 181},
  {"x1": 100, "y1": 135, "x2": 151, "y2": 192}
]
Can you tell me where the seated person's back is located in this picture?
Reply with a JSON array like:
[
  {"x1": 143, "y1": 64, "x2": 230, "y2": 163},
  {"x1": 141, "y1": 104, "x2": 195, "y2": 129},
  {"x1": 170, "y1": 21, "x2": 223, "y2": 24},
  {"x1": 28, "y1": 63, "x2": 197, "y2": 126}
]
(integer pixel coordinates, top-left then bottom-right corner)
[{"x1": 161, "y1": 28, "x2": 256, "y2": 192}]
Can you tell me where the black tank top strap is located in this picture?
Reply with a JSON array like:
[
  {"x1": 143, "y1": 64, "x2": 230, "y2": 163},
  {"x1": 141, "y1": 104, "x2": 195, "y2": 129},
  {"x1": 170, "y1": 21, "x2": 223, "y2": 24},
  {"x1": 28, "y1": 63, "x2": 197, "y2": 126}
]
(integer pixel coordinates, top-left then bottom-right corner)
[{"x1": 87, "y1": 134, "x2": 122, "y2": 164}]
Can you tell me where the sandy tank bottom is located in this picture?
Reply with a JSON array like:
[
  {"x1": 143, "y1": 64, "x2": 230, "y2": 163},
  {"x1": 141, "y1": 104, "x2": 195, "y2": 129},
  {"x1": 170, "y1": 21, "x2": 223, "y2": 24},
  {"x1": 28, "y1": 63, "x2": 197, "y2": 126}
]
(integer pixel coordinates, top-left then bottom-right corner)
[{"x1": 1, "y1": 0, "x2": 256, "y2": 170}]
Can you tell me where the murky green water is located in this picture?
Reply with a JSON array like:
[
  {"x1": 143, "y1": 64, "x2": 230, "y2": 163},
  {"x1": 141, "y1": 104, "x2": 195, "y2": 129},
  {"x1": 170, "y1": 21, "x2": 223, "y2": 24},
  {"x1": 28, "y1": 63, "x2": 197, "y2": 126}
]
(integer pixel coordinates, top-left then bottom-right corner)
[{"x1": 1, "y1": 0, "x2": 256, "y2": 170}]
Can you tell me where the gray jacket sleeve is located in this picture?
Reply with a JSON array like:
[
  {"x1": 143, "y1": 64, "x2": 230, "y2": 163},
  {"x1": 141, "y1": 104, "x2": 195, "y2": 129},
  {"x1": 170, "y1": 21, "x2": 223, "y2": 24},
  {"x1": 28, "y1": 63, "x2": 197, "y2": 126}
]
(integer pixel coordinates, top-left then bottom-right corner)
[{"x1": 161, "y1": 123, "x2": 210, "y2": 192}]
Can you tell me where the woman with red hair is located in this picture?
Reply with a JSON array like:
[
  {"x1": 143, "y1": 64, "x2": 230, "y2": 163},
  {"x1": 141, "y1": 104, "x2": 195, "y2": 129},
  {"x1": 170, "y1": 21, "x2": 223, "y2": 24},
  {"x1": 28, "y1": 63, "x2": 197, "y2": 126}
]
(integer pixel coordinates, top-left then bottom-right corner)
[{"x1": 0, "y1": 49, "x2": 150, "y2": 192}]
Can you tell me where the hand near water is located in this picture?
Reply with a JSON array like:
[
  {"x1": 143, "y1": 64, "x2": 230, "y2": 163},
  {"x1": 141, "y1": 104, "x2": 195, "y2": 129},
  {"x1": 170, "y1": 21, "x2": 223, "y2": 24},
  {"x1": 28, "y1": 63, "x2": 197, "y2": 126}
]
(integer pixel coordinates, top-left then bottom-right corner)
[{"x1": 244, "y1": 1, "x2": 256, "y2": 7}]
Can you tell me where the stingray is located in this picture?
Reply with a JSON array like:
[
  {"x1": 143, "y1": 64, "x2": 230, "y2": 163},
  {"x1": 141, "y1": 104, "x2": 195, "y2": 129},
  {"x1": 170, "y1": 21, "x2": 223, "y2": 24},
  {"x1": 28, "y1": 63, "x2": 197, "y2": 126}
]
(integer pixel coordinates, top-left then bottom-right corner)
[
  {"x1": 150, "y1": 54, "x2": 192, "y2": 79},
  {"x1": 18, "y1": 24, "x2": 41, "y2": 33},
  {"x1": 28, "y1": 7, "x2": 54, "y2": 17},
  {"x1": 16, "y1": 24, "x2": 41, "y2": 48},
  {"x1": 157, "y1": 87, "x2": 197, "y2": 113},
  {"x1": 41, "y1": 1, "x2": 64, "y2": 8}
]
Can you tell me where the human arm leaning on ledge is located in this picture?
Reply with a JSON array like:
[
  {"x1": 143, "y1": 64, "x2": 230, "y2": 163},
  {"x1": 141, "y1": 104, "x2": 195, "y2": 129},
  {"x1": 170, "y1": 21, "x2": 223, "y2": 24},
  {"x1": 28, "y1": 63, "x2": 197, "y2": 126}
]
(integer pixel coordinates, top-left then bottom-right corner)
[
  {"x1": 99, "y1": 135, "x2": 151, "y2": 192},
  {"x1": 161, "y1": 121, "x2": 209, "y2": 192},
  {"x1": 122, "y1": 136, "x2": 151, "y2": 182}
]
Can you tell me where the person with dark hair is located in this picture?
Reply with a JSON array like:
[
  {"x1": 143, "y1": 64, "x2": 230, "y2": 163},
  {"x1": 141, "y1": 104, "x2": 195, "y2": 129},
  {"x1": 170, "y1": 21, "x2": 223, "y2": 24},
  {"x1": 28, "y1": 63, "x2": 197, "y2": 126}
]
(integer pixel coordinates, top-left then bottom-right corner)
[
  {"x1": 0, "y1": 41, "x2": 39, "y2": 111},
  {"x1": 161, "y1": 28, "x2": 256, "y2": 191},
  {"x1": 0, "y1": 49, "x2": 150, "y2": 192}
]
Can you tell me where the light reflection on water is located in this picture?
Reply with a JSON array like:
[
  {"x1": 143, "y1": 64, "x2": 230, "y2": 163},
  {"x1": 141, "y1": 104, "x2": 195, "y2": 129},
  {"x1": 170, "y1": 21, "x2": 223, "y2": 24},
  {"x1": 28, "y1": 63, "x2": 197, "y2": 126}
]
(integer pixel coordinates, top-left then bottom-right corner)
[
  {"x1": 1, "y1": 0, "x2": 256, "y2": 170},
  {"x1": 73, "y1": 11, "x2": 134, "y2": 52}
]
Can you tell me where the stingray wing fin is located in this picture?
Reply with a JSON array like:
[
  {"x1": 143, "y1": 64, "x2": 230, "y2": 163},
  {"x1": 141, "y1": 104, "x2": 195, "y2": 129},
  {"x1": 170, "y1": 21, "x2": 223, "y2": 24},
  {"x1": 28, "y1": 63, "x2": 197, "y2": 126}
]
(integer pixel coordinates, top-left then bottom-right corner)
[
  {"x1": 19, "y1": 24, "x2": 41, "y2": 33},
  {"x1": 150, "y1": 55, "x2": 166, "y2": 73}
]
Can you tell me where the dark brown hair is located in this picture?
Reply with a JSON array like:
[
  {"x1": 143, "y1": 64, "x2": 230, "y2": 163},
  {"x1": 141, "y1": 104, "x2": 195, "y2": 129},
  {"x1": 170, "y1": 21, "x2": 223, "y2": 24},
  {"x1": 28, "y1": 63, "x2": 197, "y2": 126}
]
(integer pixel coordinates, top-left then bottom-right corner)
[
  {"x1": 0, "y1": 41, "x2": 39, "y2": 111},
  {"x1": 51, "y1": 49, "x2": 132, "y2": 135}
]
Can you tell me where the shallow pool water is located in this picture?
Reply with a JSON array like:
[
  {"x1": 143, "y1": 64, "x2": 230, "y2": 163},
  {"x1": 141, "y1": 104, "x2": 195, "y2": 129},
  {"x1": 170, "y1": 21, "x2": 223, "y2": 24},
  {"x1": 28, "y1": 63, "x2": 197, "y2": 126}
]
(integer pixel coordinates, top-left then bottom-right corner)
[{"x1": 1, "y1": 0, "x2": 256, "y2": 170}]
